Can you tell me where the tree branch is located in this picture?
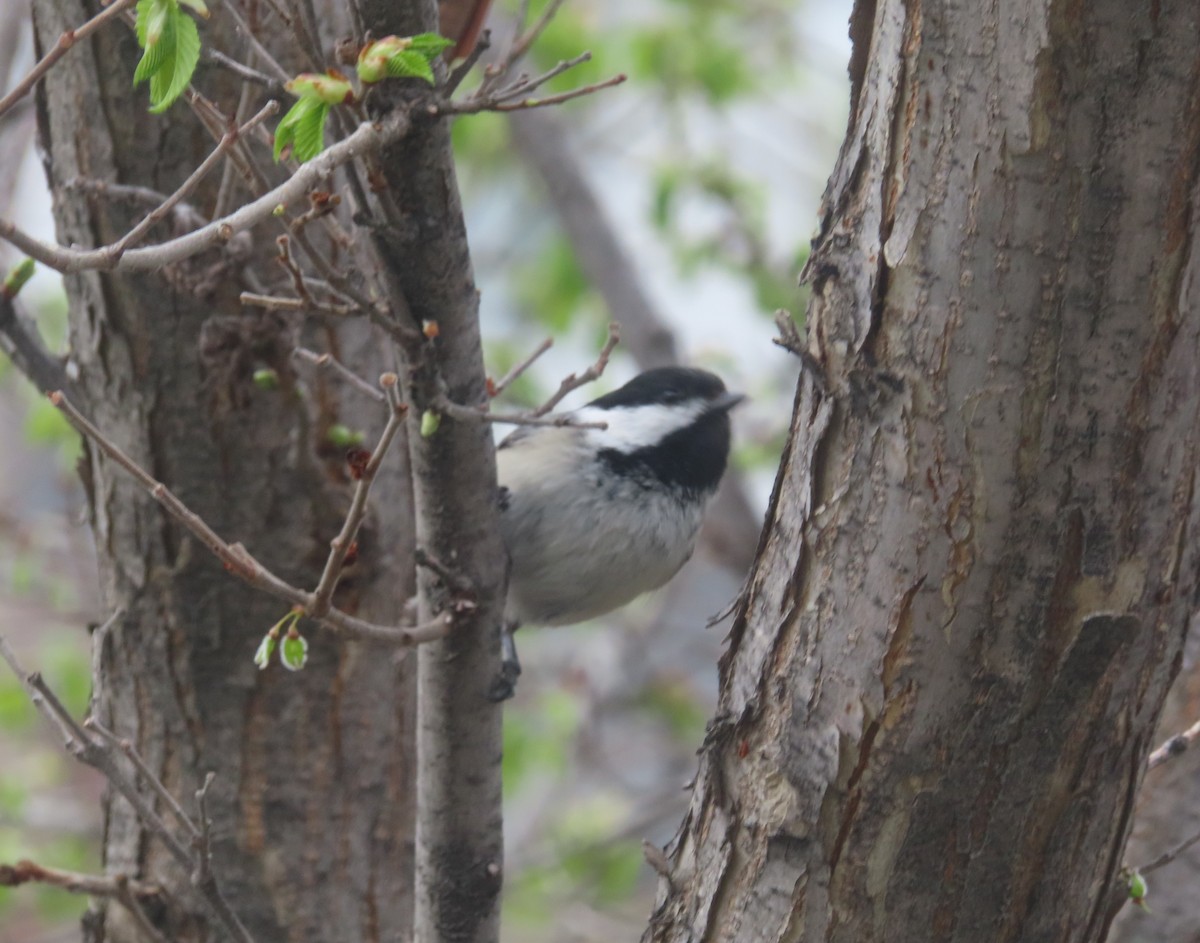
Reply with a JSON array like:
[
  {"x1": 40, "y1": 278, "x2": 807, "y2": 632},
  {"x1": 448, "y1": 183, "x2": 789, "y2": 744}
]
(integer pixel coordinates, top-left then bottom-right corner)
[
  {"x1": 0, "y1": 112, "x2": 413, "y2": 274},
  {"x1": 0, "y1": 634, "x2": 257, "y2": 943},
  {"x1": 0, "y1": 0, "x2": 137, "y2": 120},
  {"x1": 48, "y1": 390, "x2": 451, "y2": 647}
]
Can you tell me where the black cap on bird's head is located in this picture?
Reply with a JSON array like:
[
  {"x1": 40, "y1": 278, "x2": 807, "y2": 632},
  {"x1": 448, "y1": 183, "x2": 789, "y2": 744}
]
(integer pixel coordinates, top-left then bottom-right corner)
[{"x1": 579, "y1": 366, "x2": 744, "y2": 496}]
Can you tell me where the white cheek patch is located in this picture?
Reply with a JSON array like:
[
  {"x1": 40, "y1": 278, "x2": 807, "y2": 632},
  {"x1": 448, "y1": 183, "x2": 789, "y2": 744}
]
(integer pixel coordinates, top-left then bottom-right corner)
[{"x1": 575, "y1": 401, "x2": 708, "y2": 453}]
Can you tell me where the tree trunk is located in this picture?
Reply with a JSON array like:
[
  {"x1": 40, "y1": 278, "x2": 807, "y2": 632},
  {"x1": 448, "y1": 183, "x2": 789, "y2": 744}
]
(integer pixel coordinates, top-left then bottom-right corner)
[
  {"x1": 645, "y1": 2, "x2": 1200, "y2": 941},
  {"x1": 32, "y1": 3, "x2": 418, "y2": 940}
]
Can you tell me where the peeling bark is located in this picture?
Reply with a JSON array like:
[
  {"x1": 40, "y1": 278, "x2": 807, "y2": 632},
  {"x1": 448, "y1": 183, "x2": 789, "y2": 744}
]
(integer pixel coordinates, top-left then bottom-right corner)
[{"x1": 645, "y1": 3, "x2": 1200, "y2": 941}]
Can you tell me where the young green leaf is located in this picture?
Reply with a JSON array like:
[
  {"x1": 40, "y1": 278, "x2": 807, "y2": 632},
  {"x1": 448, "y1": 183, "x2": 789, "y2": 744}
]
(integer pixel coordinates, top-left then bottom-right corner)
[
  {"x1": 133, "y1": 0, "x2": 171, "y2": 84},
  {"x1": 280, "y1": 632, "x2": 309, "y2": 671},
  {"x1": 274, "y1": 97, "x2": 331, "y2": 163},
  {"x1": 133, "y1": 0, "x2": 201, "y2": 113},
  {"x1": 406, "y1": 33, "x2": 455, "y2": 57},
  {"x1": 420, "y1": 410, "x2": 441, "y2": 438},
  {"x1": 148, "y1": 9, "x2": 201, "y2": 114},
  {"x1": 356, "y1": 33, "x2": 450, "y2": 86},
  {"x1": 285, "y1": 72, "x2": 353, "y2": 105},
  {"x1": 385, "y1": 50, "x2": 435, "y2": 84},
  {"x1": 253, "y1": 633, "x2": 277, "y2": 670},
  {"x1": 2, "y1": 258, "x2": 36, "y2": 299}
]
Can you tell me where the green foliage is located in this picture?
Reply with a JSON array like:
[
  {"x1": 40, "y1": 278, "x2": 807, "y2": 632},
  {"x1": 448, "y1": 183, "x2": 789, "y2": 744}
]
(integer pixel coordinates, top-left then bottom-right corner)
[
  {"x1": 357, "y1": 34, "x2": 453, "y2": 85},
  {"x1": 274, "y1": 97, "x2": 329, "y2": 163},
  {"x1": 326, "y1": 422, "x2": 364, "y2": 447},
  {"x1": 634, "y1": 677, "x2": 707, "y2": 742},
  {"x1": 2, "y1": 259, "x2": 35, "y2": 299},
  {"x1": 502, "y1": 688, "x2": 582, "y2": 794},
  {"x1": 133, "y1": 0, "x2": 203, "y2": 113},
  {"x1": 280, "y1": 632, "x2": 308, "y2": 671},
  {"x1": 514, "y1": 239, "x2": 596, "y2": 332},
  {"x1": 0, "y1": 673, "x2": 35, "y2": 732},
  {"x1": 22, "y1": 396, "x2": 82, "y2": 468},
  {"x1": 419, "y1": 410, "x2": 441, "y2": 438}
]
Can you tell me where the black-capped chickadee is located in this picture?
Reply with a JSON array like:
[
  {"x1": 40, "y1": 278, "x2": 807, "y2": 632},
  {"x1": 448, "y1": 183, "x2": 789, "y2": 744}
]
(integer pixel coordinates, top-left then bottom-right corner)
[{"x1": 490, "y1": 366, "x2": 744, "y2": 699}]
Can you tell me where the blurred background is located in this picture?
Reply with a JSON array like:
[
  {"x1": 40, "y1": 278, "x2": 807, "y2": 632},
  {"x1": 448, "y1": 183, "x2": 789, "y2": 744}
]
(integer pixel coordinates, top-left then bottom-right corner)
[{"x1": 0, "y1": 1, "x2": 852, "y2": 939}]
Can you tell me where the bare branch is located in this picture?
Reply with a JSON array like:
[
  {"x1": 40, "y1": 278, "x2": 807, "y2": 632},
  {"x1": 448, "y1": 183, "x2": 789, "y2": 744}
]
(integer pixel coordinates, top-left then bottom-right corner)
[
  {"x1": 0, "y1": 634, "x2": 257, "y2": 943},
  {"x1": 532, "y1": 321, "x2": 620, "y2": 416},
  {"x1": 48, "y1": 390, "x2": 450, "y2": 647},
  {"x1": 85, "y1": 718, "x2": 201, "y2": 840},
  {"x1": 0, "y1": 292, "x2": 71, "y2": 396},
  {"x1": 201, "y1": 47, "x2": 287, "y2": 93},
  {"x1": 293, "y1": 347, "x2": 386, "y2": 401},
  {"x1": 436, "y1": 396, "x2": 607, "y2": 430},
  {"x1": 495, "y1": 0, "x2": 569, "y2": 81},
  {"x1": 1141, "y1": 825, "x2": 1200, "y2": 875},
  {"x1": 309, "y1": 386, "x2": 409, "y2": 618},
  {"x1": 109, "y1": 101, "x2": 280, "y2": 259},
  {"x1": 0, "y1": 0, "x2": 138, "y2": 120},
  {"x1": 489, "y1": 336, "x2": 553, "y2": 397},
  {"x1": 0, "y1": 113, "x2": 413, "y2": 274},
  {"x1": 114, "y1": 875, "x2": 172, "y2": 943},
  {"x1": 1147, "y1": 715, "x2": 1200, "y2": 770},
  {"x1": 0, "y1": 859, "x2": 160, "y2": 899}
]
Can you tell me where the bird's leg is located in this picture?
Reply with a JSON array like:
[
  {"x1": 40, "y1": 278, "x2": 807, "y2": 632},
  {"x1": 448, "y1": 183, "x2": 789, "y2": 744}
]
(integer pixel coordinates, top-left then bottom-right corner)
[{"x1": 486, "y1": 619, "x2": 522, "y2": 702}]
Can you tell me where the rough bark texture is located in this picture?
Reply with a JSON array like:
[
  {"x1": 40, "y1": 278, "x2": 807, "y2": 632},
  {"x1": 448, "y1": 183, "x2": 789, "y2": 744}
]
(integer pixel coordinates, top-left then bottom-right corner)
[
  {"x1": 32, "y1": 3, "x2": 418, "y2": 940},
  {"x1": 645, "y1": 2, "x2": 1200, "y2": 942}
]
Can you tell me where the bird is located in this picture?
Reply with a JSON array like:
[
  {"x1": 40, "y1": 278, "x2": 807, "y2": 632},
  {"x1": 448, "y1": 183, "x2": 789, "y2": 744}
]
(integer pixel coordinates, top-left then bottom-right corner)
[{"x1": 490, "y1": 366, "x2": 743, "y2": 699}]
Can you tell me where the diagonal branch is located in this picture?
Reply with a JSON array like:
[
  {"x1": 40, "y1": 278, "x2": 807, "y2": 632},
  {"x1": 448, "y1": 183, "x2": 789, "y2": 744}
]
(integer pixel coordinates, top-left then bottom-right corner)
[
  {"x1": 48, "y1": 390, "x2": 451, "y2": 647},
  {"x1": 0, "y1": 112, "x2": 413, "y2": 274},
  {"x1": 0, "y1": 0, "x2": 138, "y2": 120}
]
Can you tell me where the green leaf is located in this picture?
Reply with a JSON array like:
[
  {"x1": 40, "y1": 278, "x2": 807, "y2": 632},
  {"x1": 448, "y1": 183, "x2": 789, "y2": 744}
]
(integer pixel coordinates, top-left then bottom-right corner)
[
  {"x1": 2, "y1": 258, "x2": 35, "y2": 299},
  {"x1": 407, "y1": 33, "x2": 454, "y2": 57},
  {"x1": 134, "y1": 0, "x2": 168, "y2": 47},
  {"x1": 274, "y1": 96, "x2": 331, "y2": 163},
  {"x1": 419, "y1": 410, "x2": 441, "y2": 437},
  {"x1": 133, "y1": 0, "x2": 171, "y2": 85},
  {"x1": 253, "y1": 633, "x2": 277, "y2": 669},
  {"x1": 177, "y1": 0, "x2": 209, "y2": 15},
  {"x1": 285, "y1": 72, "x2": 353, "y2": 105},
  {"x1": 147, "y1": 7, "x2": 200, "y2": 113},
  {"x1": 280, "y1": 633, "x2": 308, "y2": 671},
  {"x1": 326, "y1": 421, "x2": 363, "y2": 447},
  {"x1": 386, "y1": 50, "x2": 435, "y2": 84},
  {"x1": 252, "y1": 367, "x2": 279, "y2": 390}
]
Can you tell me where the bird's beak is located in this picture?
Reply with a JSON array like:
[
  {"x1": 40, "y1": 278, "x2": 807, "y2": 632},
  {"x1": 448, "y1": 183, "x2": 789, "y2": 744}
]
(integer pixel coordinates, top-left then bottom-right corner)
[{"x1": 711, "y1": 391, "x2": 746, "y2": 412}]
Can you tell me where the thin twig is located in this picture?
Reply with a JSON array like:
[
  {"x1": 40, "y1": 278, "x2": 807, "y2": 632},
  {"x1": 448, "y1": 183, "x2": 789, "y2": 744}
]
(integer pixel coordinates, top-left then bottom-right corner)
[
  {"x1": 0, "y1": 634, "x2": 257, "y2": 943},
  {"x1": 436, "y1": 396, "x2": 606, "y2": 430},
  {"x1": 0, "y1": 292, "x2": 71, "y2": 396},
  {"x1": 308, "y1": 388, "x2": 409, "y2": 618},
  {"x1": 490, "y1": 336, "x2": 552, "y2": 397},
  {"x1": 493, "y1": 0, "x2": 569, "y2": 84},
  {"x1": 0, "y1": 0, "x2": 138, "y2": 120},
  {"x1": 1141, "y1": 825, "x2": 1200, "y2": 875},
  {"x1": 532, "y1": 321, "x2": 620, "y2": 416},
  {"x1": 85, "y1": 718, "x2": 201, "y2": 840},
  {"x1": 0, "y1": 113, "x2": 413, "y2": 274},
  {"x1": 1147, "y1": 716, "x2": 1200, "y2": 770},
  {"x1": 445, "y1": 31, "x2": 492, "y2": 97},
  {"x1": 240, "y1": 292, "x2": 356, "y2": 317},
  {"x1": 109, "y1": 102, "x2": 280, "y2": 259},
  {"x1": 114, "y1": 875, "x2": 172, "y2": 943},
  {"x1": 293, "y1": 347, "x2": 386, "y2": 401},
  {"x1": 443, "y1": 73, "x2": 627, "y2": 116},
  {"x1": 222, "y1": 0, "x2": 294, "y2": 84},
  {"x1": 48, "y1": 390, "x2": 451, "y2": 647},
  {"x1": 0, "y1": 859, "x2": 160, "y2": 899},
  {"x1": 201, "y1": 47, "x2": 287, "y2": 93}
]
